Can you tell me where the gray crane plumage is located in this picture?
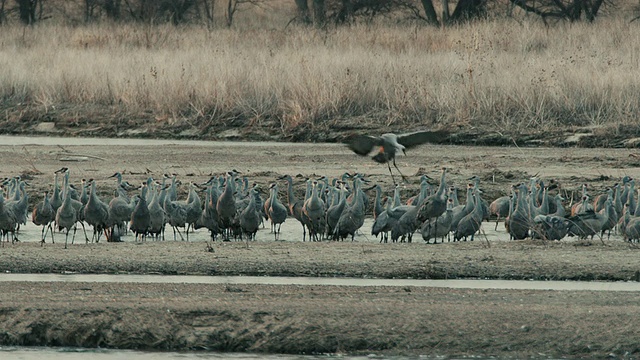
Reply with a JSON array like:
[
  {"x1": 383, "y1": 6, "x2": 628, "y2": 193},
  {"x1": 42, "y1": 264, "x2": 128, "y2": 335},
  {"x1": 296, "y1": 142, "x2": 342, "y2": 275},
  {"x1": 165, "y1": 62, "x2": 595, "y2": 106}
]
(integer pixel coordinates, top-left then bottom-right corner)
[
  {"x1": 454, "y1": 189, "x2": 484, "y2": 242},
  {"x1": 164, "y1": 192, "x2": 188, "y2": 241},
  {"x1": 566, "y1": 196, "x2": 608, "y2": 243},
  {"x1": 280, "y1": 174, "x2": 307, "y2": 241},
  {"x1": 334, "y1": 179, "x2": 366, "y2": 241},
  {"x1": 326, "y1": 183, "x2": 348, "y2": 239},
  {"x1": 507, "y1": 183, "x2": 531, "y2": 240},
  {"x1": 421, "y1": 199, "x2": 454, "y2": 243},
  {"x1": 267, "y1": 183, "x2": 288, "y2": 241},
  {"x1": 371, "y1": 197, "x2": 398, "y2": 243},
  {"x1": 417, "y1": 168, "x2": 448, "y2": 228},
  {"x1": 390, "y1": 205, "x2": 420, "y2": 243},
  {"x1": 32, "y1": 191, "x2": 55, "y2": 244},
  {"x1": 489, "y1": 195, "x2": 511, "y2": 230},
  {"x1": 147, "y1": 187, "x2": 166, "y2": 240},
  {"x1": 130, "y1": 184, "x2": 151, "y2": 241},
  {"x1": 532, "y1": 215, "x2": 569, "y2": 241},
  {"x1": 239, "y1": 187, "x2": 261, "y2": 241},
  {"x1": 302, "y1": 181, "x2": 326, "y2": 241},
  {"x1": 345, "y1": 130, "x2": 447, "y2": 183},
  {"x1": 84, "y1": 180, "x2": 111, "y2": 243},
  {"x1": 56, "y1": 182, "x2": 78, "y2": 249},
  {"x1": 0, "y1": 190, "x2": 18, "y2": 244},
  {"x1": 217, "y1": 171, "x2": 238, "y2": 240}
]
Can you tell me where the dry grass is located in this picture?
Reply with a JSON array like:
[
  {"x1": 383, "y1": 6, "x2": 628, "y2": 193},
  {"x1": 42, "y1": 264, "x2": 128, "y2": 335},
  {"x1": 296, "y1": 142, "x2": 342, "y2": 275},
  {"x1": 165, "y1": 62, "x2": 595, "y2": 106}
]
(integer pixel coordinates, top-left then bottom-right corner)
[{"x1": 2, "y1": 16, "x2": 640, "y2": 137}]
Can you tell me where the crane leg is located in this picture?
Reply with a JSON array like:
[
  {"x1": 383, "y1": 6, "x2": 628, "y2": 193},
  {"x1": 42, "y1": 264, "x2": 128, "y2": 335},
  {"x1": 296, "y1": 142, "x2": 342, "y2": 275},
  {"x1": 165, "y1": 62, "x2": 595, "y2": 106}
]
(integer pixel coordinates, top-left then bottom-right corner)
[
  {"x1": 386, "y1": 162, "x2": 397, "y2": 185},
  {"x1": 392, "y1": 158, "x2": 408, "y2": 183}
]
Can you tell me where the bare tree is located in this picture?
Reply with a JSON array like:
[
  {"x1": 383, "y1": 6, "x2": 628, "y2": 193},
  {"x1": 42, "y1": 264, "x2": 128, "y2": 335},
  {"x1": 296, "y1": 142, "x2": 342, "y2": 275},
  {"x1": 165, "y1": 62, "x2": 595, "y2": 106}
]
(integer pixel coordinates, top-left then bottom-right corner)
[
  {"x1": 201, "y1": 0, "x2": 215, "y2": 27},
  {"x1": 509, "y1": 0, "x2": 609, "y2": 22},
  {"x1": 0, "y1": 0, "x2": 8, "y2": 24},
  {"x1": 225, "y1": 0, "x2": 263, "y2": 26},
  {"x1": 293, "y1": 0, "x2": 311, "y2": 24},
  {"x1": 15, "y1": 0, "x2": 39, "y2": 24},
  {"x1": 103, "y1": 0, "x2": 123, "y2": 20},
  {"x1": 84, "y1": 0, "x2": 98, "y2": 22},
  {"x1": 122, "y1": 0, "x2": 196, "y2": 24},
  {"x1": 312, "y1": 0, "x2": 326, "y2": 26}
]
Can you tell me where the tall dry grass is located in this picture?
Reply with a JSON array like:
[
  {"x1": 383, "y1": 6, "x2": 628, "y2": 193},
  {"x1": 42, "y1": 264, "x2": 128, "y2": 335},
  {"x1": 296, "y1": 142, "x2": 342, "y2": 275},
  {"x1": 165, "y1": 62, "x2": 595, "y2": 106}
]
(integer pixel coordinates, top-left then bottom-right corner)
[{"x1": 2, "y1": 17, "x2": 640, "y2": 136}]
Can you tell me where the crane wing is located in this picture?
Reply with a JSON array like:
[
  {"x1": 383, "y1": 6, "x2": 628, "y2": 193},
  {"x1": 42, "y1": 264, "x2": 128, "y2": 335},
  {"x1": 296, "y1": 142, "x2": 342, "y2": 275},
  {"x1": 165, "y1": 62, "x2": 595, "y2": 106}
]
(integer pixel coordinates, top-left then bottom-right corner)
[
  {"x1": 397, "y1": 130, "x2": 449, "y2": 149},
  {"x1": 345, "y1": 135, "x2": 382, "y2": 156}
]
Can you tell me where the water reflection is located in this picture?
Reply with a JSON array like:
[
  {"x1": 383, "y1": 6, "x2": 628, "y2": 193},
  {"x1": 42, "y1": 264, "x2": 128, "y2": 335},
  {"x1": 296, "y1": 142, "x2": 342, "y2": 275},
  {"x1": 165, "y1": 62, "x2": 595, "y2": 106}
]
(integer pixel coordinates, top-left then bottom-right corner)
[
  {"x1": 0, "y1": 347, "x2": 447, "y2": 360},
  {"x1": 1, "y1": 273, "x2": 638, "y2": 292}
]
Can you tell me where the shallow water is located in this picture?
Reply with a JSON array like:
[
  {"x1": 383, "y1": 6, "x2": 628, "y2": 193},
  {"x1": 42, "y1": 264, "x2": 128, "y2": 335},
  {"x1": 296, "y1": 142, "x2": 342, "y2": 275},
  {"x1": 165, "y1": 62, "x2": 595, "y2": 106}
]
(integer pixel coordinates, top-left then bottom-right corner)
[
  {"x1": 0, "y1": 347, "x2": 420, "y2": 360},
  {"x1": 1, "y1": 273, "x2": 638, "y2": 292},
  {"x1": 14, "y1": 212, "x2": 626, "y2": 245}
]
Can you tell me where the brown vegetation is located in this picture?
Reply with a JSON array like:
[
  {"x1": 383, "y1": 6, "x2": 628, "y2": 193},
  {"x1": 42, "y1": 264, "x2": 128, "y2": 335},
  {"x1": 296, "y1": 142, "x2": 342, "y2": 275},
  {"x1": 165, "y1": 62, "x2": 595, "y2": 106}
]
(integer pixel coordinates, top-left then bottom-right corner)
[{"x1": 2, "y1": 12, "x2": 640, "y2": 145}]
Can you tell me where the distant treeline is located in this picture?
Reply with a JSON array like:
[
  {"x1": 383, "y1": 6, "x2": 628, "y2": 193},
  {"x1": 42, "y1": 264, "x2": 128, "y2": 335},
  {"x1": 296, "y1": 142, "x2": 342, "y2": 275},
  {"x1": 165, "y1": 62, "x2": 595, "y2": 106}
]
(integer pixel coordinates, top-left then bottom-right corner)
[{"x1": 0, "y1": 0, "x2": 622, "y2": 28}]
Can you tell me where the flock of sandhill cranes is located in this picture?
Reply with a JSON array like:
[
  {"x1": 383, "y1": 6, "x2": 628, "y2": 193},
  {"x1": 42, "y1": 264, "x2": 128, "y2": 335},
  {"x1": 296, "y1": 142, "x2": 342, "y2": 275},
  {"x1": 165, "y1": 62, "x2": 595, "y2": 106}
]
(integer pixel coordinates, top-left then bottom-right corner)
[
  {"x1": 0, "y1": 131, "x2": 635, "y2": 247},
  {"x1": 2, "y1": 164, "x2": 639, "y2": 249}
]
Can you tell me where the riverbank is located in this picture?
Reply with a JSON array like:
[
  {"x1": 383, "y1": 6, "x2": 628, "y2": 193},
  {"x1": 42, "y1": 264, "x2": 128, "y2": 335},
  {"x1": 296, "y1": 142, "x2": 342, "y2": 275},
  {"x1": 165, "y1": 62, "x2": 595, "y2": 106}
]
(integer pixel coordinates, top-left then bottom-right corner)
[
  {"x1": 0, "y1": 281, "x2": 638, "y2": 358},
  {"x1": 1, "y1": 240, "x2": 639, "y2": 281}
]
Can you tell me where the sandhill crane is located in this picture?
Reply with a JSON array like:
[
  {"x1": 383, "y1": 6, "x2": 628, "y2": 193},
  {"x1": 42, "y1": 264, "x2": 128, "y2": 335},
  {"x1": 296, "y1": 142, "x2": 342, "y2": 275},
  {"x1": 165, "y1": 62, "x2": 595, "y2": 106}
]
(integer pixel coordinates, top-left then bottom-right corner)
[
  {"x1": 407, "y1": 175, "x2": 432, "y2": 206},
  {"x1": 468, "y1": 175, "x2": 490, "y2": 221},
  {"x1": 84, "y1": 180, "x2": 111, "y2": 243},
  {"x1": 108, "y1": 188, "x2": 137, "y2": 239},
  {"x1": 334, "y1": 178, "x2": 367, "y2": 241},
  {"x1": 489, "y1": 194, "x2": 511, "y2": 230},
  {"x1": 147, "y1": 185, "x2": 166, "y2": 241},
  {"x1": 421, "y1": 198, "x2": 454, "y2": 243},
  {"x1": 454, "y1": 189, "x2": 484, "y2": 242},
  {"x1": 183, "y1": 182, "x2": 203, "y2": 241},
  {"x1": 392, "y1": 183, "x2": 402, "y2": 207},
  {"x1": 79, "y1": 179, "x2": 89, "y2": 206},
  {"x1": 267, "y1": 183, "x2": 287, "y2": 241},
  {"x1": 7, "y1": 180, "x2": 29, "y2": 231},
  {"x1": 507, "y1": 183, "x2": 531, "y2": 240},
  {"x1": 566, "y1": 196, "x2": 609, "y2": 243},
  {"x1": 239, "y1": 186, "x2": 261, "y2": 242},
  {"x1": 130, "y1": 184, "x2": 151, "y2": 242},
  {"x1": 624, "y1": 217, "x2": 640, "y2": 242},
  {"x1": 529, "y1": 193, "x2": 565, "y2": 241},
  {"x1": 217, "y1": 171, "x2": 239, "y2": 240},
  {"x1": 371, "y1": 184, "x2": 384, "y2": 220},
  {"x1": 164, "y1": 191, "x2": 188, "y2": 241},
  {"x1": 599, "y1": 196, "x2": 618, "y2": 240},
  {"x1": 196, "y1": 179, "x2": 220, "y2": 242},
  {"x1": 593, "y1": 183, "x2": 616, "y2": 212},
  {"x1": 326, "y1": 182, "x2": 348, "y2": 239},
  {"x1": 32, "y1": 190, "x2": 55, "y2": 244},
  {"x1": 532, "y1": 215, "x2": 569, "y2": 241},
  {"x1": 372, "y1": 197, "x2": 405, "y2": 243},
  {"x1": 612, "y1": 183, "x2": 624, "y2": 216},
  {"x1": 302, "y1": 180, "x2": 326, "y2": 241},
  {"x1": 279, "y1": 174, "x2": 307, "y2": 241},
  {"x1": 50, "y1": 169, "x2": 65, "y2": 213},
  {"x1": 345, "y1": 130, "x2": 447, "y2": 183},
  {"x1": 56, "y1": 182, "x2": 79, "y2": 249},
  {"x1": 417, "y1": 168, "x2": 448, "y2": 232},
  {"x1": 263, "y1": 181, "x2": 275, "y2": 230},
  {"x1": 450, "y1": 184, "x2": 474, "y2": 231},
  {"x1": 109, "y1": 172, "x2": 131, "y2": 201},
  {"x1": 390, "y1": 205, "x2": 420, "y2": 243},
  {"x1": 571, "y1": 184, "x2": 593, "y2": 216},
  {"x1": 0, "y1": 188, "x2": 18, "y2": 245}
]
